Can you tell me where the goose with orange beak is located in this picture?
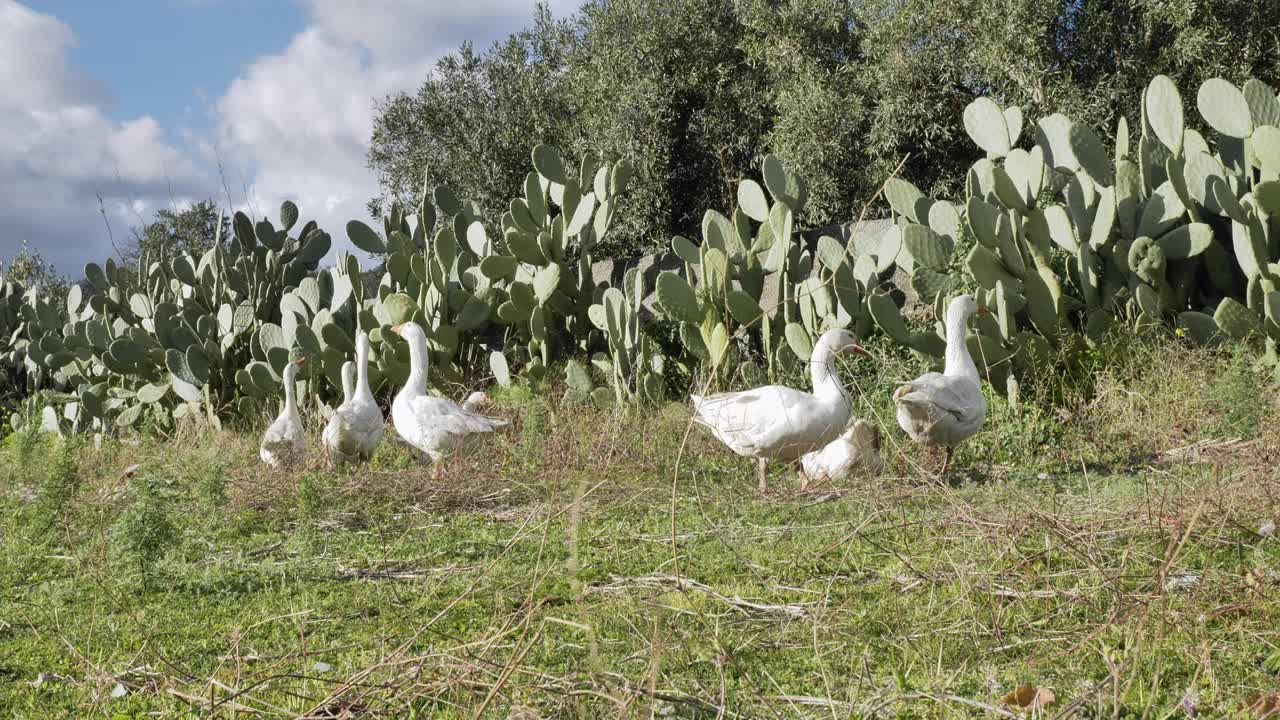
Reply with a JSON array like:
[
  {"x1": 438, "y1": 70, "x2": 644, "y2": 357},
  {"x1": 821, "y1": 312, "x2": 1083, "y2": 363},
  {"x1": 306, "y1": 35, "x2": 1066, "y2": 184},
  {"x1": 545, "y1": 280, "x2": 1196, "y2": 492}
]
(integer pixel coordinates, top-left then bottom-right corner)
[
  {"x1": 691, "y1": 328, "x2": 873, "y2": 493},
  {"x1": 389, "y1": 322, "x2": 507, "y2": 463},
  {"x1": 260, "y1": 357, "x2": 308, "y2": 467},
  {"x1": 893, "y1": 294, "x2": 988, "y2": 477}
]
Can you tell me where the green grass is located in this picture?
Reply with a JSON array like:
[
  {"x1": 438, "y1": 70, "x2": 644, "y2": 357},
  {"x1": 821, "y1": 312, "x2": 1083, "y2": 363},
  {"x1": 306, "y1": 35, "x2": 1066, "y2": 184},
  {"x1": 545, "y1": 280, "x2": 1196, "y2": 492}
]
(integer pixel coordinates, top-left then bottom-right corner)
[{"x1": 1, "y1": 339, "x2": 1279, "y2": 718}]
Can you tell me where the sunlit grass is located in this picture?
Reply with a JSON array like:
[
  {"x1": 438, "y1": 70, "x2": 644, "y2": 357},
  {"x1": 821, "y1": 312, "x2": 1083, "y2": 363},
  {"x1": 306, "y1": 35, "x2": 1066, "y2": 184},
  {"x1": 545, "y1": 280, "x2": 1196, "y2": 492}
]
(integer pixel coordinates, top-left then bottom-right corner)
[{"x1": 1, "y1": 337, "x2": 1277, "y2": 718}]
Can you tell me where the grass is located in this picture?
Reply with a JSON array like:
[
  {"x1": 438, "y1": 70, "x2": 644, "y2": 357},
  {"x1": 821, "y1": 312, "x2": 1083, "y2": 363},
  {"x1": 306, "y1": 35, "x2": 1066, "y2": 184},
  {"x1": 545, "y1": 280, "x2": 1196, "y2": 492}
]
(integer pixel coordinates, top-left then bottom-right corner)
[{"x1": 1, "y1": 334, "x2": 1278, "y2": 718}]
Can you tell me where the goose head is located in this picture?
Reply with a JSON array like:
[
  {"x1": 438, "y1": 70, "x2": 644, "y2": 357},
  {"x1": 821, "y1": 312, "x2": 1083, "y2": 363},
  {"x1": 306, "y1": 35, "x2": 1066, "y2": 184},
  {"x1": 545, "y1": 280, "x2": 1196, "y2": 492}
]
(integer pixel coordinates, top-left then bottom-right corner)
[
  {"x1": 462, "y1": 391, "x2": 492, "y2": 412},
  {"x1": 389, "y1": 322, "x2": 426, "y2": 344},
  {"x1": 946, "y1": 295, "x2": 989, "y2": 327},
  {"x1": 283, "y1": 357, "x2": 306, "y2": 381},
  {"x1": 852, "y1": 419, "x2": 880, "y2": 451},
  {"x1": 815, "y1": 328, "x2": 872, "y2": 359},
  {"x1": 356, "y1": 330, "x2": 371, "y2": 356}
]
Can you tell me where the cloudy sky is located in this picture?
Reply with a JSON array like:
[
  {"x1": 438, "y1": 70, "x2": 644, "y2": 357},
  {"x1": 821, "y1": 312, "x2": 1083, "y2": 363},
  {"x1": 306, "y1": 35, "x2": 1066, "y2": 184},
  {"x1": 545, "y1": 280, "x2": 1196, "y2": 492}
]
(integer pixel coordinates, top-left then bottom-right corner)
[{"x1": 1, "y1": 0, "x2": 579, "y2": 276}]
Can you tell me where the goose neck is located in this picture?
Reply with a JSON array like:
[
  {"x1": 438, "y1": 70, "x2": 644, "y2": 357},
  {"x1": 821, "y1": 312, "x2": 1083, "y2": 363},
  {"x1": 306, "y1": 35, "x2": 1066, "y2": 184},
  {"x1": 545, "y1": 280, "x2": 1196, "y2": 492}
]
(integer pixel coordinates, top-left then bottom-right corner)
[
  {"x1": 404, "y1": 334, "x2": 430, "y2": 397},
  {"x1": 943, "y1": 308, "x2": 978, "y2": 380},
  {"x1": 284, "y1": 372, "x2": 300, "y2": 414},
  {"x1": 809, "y1": 344, "x2": 849, "y2": 404},
  {"x1": 355, "y1": 341, "x2": 372, "y2": 399}
]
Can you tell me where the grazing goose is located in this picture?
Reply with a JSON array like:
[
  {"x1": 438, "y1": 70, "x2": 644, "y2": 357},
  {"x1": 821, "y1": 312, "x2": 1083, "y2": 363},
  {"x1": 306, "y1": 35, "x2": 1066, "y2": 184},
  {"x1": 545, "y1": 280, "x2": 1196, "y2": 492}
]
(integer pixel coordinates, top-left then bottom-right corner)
[
  {"x1": 260, "y1": 358, "x2": 307, "y2": 468},
  {"x1": 322, "y1": 333, "x2": 385, "y2": 464},
  {"x1": 800, "y1": 419, "x2": 884, "y2": 485},
  {"x1": 461, "y1": 391, "x2": 492, "y2": 413},
  {"x1": 893, "y1": 294, "x2": 988, "y2": 476},
  {"x1": 691, "y1": 328, "x2": 871, "y2": 492},
  {"x1": 390, "y1": 322, "x2": 508, "y2": 463}
]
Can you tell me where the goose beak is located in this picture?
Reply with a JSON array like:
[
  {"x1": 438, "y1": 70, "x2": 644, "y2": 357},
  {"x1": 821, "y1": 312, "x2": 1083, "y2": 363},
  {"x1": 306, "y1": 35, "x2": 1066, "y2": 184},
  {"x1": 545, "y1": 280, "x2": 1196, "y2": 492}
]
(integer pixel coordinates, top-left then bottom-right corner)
[
  {"x1": 976, "y1": 304, "x2": 990, "y2": 316},
  {"x1": 390, "y1": 323, "x2": 404, "y2": 336},
  {"x1": 294, "y1": 358, "x2": 307, "y2": 366},
  {"x1": 842, "y1": 343, "x2": 873, "y2": 358}
]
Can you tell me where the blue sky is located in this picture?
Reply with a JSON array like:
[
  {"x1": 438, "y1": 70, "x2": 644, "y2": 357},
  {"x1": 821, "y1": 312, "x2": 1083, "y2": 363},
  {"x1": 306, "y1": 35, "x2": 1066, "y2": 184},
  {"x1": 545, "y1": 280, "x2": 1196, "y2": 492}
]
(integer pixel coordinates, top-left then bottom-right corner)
[
  {"x1": 1, "y1": 0, "x2": 580, "y2": 275},
  {"x1": 25, "y1": 1, "x2": 304, "y2": 133}
]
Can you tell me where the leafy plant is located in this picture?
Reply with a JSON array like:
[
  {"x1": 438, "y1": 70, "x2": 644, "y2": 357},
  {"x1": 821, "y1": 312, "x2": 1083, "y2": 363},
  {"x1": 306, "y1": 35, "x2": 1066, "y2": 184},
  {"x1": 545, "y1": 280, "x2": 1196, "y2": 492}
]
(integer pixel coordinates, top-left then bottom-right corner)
[
  {"x1": 110, "y1": 472, "x2": 180, "y2": 592},
  {"x1": 196, "y1": 460, "x2": 228, "y2": 511},
  {"x1": 31, "y1": 438, "x2": 80, "y2": 535}
]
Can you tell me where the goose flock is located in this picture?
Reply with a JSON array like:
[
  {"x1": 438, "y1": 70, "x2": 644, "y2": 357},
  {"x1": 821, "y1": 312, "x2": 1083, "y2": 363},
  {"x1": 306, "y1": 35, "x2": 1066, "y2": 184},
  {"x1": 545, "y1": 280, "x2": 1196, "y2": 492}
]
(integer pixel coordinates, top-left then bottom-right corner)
[
  {"x1": 261, "y1": 296, "x2": 990, "y2": 489},
  {"x1": 261, "y1": 322, "x2": 507, "y2": 470}
]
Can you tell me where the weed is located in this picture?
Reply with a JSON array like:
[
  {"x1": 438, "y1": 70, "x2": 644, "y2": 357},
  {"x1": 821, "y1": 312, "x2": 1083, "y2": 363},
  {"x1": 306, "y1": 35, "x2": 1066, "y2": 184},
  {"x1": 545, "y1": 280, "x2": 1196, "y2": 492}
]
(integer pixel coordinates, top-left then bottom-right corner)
[
  {"x1": 195, "y1": 460, "x2": 228, "y2": 510},
  {"x1": 110, "y1": 472, "x2": 179, "y2": 592},
  {"x1": 1205, "y1": 349, "x2": 1268, "y2": 439},
  {"x1": 296, "y1": 471, "x2": 331, "y2": 527},
  {"x1": 0, "y1": 336, "x2": 1276, "y2": 716},
  {"x1": 30, "y1": 438, "x2": 79, "y2": 535},
  {"x1": 7, "y1": 394, "x2": 47, "y2": 474}
]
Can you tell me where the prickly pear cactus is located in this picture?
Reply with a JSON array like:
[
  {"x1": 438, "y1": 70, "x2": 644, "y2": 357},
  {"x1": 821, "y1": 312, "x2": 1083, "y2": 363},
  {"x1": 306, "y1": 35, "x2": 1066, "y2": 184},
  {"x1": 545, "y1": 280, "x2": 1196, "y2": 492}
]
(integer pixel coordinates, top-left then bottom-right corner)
[{"x1": 657, "y1": 154, "x2": 883, "y2": 385}]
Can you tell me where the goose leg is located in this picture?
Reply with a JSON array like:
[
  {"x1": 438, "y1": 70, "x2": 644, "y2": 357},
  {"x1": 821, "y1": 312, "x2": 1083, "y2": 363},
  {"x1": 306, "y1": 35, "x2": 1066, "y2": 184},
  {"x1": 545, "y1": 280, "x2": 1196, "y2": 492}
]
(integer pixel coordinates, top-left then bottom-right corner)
[
  {"x1": 792, "y1": 459, "x2": 808, "y2": 492},
  {"x1": 756, "y1": 458, "x2": 769, "y2": 493},
  {"x1": 939, "y1": 446, "x2": 953, "y2": 479}
]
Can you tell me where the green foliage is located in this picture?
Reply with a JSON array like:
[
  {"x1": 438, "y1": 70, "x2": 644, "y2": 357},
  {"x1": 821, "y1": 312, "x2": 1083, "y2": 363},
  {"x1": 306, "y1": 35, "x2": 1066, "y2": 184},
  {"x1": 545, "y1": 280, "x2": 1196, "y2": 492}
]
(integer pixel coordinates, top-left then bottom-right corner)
[
  {"x1": 195, "y1": 460, "x2": 228, "y2": 510},
  {"x1": 370, "y1": 0, "x2": 863, "y2": 258},
  {"x1": 856, "y1": 0, "x2": 1280, "y2": 202},
  {"x1": 368, "y1": 6, "x2": 578, "y2": 230},
  {"x1": 1205, "y1": 351, "x2": 1267, "y2": 439},
  {"x1": 110, "y1": 472, "x2": 180, "y2": 592},
  {"x1": 6, "y1": 395, "x2": 47, "y2": 473},
  {"x1": 370, "y1": 0, "x2": 1280, "y2": 260},
  {"x1": 124, "y1": 200, "x2": 230, "y2": 270},
  {"x1": 0, "y1": 242, "x2": 67, "y2": 303},
  {"x1": 870, "y1": 71, "x2": 1280, "y2": 400},
  {"x1": 296, "y1": 472, "x2": 331, "y2": 527},
  {"x1": 18, "y1": 199, "x2": 333, "y2": 434},
  {"x1": 31, "y1": 439, "x2": 80, "y2": 535}
]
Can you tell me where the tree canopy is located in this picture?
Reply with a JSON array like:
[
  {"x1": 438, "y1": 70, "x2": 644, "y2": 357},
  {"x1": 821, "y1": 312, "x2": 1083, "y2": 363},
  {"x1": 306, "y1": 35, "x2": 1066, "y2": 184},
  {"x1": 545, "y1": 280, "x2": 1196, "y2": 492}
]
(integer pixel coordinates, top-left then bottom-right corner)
[
  {"x1": 368, "y1": 0, "x2": 1280, "y2": 258},
  {"x1": 125, "y1": 200, "x2": 229, "y2": 268}
]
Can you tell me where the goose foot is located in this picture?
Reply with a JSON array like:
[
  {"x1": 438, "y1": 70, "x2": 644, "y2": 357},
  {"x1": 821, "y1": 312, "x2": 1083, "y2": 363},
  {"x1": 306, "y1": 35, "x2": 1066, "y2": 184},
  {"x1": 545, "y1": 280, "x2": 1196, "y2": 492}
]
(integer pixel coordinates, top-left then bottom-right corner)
[
  {"x1": 756, "y1": 458, "x2": 769, "y2": 494},
  {"x1": 939, "y1": 447, "x2": 953, "y2": 480}
]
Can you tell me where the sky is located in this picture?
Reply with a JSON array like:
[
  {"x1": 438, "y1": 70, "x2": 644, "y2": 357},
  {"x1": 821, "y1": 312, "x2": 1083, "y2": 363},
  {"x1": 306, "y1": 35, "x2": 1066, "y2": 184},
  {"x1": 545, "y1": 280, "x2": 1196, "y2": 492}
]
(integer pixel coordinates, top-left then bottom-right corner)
[{"x1": 1, "y1": 0, "x2": 580, "y2": 276}]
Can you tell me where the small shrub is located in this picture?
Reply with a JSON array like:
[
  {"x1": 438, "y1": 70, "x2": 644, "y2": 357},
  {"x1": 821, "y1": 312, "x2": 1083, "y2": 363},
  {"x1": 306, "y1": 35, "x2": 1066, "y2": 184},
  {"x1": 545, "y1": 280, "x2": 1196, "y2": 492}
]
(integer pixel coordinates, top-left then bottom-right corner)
[
  {"x1": 196, "y1": 460, "x2": 228, "y2": 510},
  {"x1": 296, "y1": 471, "x2": 331, "y2": 526},
  {"x1": 370, "y1": 441, "x2": 417, "y2": 471},
  {"x1": 31, "y1": 439, "x2": 80, "y2": 534},
  {"x1": 9, "y1": 395, "x2": 47, "y2": 473},
  {"x1": 111, "y1": 472, "x2": 180, "y2": 592},
  {"x1": 1205, "y1": 351, "x2": 1267, "y2": 439}
]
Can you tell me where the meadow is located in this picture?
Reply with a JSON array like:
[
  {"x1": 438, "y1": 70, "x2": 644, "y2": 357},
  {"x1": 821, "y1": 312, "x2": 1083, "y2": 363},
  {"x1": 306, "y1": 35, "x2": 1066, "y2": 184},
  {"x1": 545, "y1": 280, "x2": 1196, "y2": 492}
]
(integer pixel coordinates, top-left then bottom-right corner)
[{"x1": 2, "y1": 332, "x2": 1277, "y2": 719}]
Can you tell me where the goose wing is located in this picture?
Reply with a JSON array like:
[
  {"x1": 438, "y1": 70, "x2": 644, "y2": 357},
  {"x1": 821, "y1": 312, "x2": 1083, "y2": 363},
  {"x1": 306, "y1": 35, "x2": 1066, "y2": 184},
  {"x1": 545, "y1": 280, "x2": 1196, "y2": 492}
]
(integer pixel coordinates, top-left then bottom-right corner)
[
  {"x1": 410, "y1": 395, "x2": 507, "y2": 439},
  {"x1": 894, "y1": 374, "x2": 981, "y2": 423},
  {"x1": 693, "y1": 385, "x2": 841, "y2": 456}
]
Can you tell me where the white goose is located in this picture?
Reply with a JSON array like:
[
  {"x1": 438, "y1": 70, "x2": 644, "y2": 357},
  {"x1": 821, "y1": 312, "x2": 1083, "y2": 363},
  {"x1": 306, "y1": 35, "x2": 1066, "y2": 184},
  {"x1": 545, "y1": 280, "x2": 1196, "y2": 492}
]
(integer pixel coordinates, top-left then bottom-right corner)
[
  {"x1": 461, "y1": 391, "x2": 492, "y2": 413},
  {"x1": 893, "y1": 294, "x2": 988, "y2": 476},
  {"x1": 260, "y1": 358, "x2": 307, "y2": 468},
  {"x1": 322, "y1": 333, "x2": 385, "y2": 464},
  {"x1": 691, "y1": 328, "x2": 870, "y2": 492},
  {"x1": 800, "y1": 419, "x2": 883, "y2": 485},
  {"x1": 321, "y1": 361, "x2": 355, "y2": 458},
  {"x1": 390, "y1": 322, "x2": 508, "y2": 463}
]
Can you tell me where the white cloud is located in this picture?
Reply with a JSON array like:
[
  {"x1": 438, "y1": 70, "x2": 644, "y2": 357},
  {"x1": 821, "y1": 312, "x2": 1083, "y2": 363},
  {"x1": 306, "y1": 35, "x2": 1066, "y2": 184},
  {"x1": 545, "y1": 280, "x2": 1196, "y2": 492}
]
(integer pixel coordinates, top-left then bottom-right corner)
[
  {"x1": 2, "y1": 0, "x2": 582, "y2": 274},
  {"x1": 0, "y1": 1, "x2": 212, "y2": 274},
  {"x1": 212, "y1": 0, "x2": 580, "y2": 259}
]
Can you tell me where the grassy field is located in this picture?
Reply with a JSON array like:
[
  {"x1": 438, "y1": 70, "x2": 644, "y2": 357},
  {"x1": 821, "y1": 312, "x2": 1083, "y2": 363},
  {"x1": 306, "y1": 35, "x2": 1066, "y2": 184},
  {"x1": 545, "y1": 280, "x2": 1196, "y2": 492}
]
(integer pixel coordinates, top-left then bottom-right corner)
[{"x1": 1, "y1": 335, "x2": 1278, "y2": 718}]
